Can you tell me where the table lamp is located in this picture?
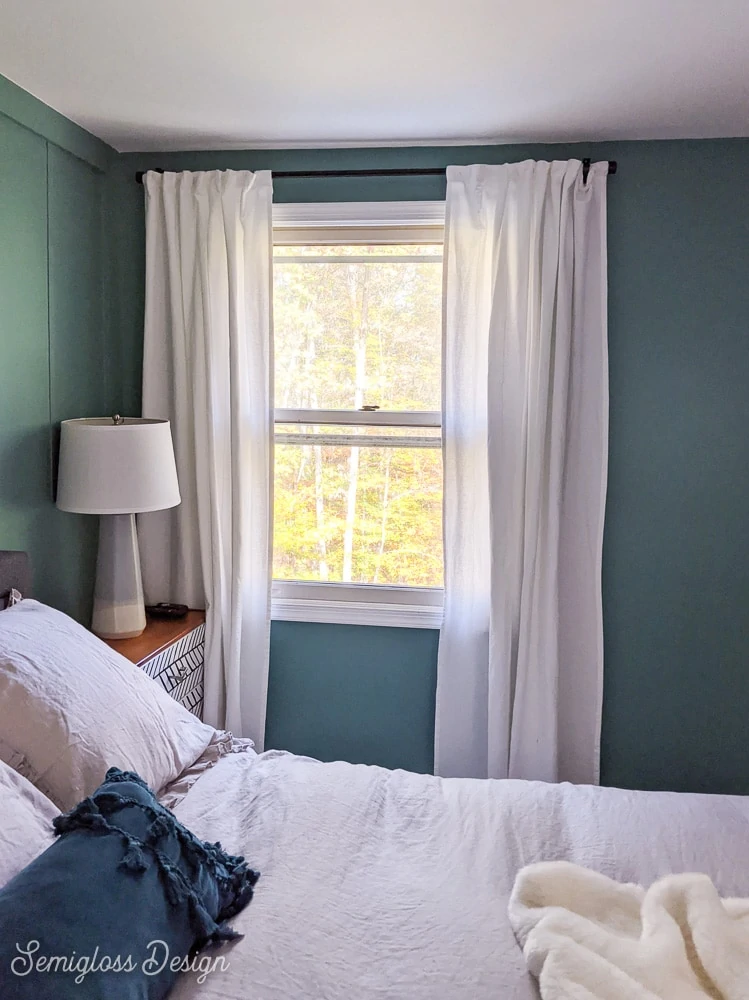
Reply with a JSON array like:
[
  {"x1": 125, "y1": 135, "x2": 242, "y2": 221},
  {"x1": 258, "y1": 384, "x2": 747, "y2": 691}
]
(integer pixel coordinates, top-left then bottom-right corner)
[{"x1": 56, "y1": 416, "x2": 181, "y2": 638}]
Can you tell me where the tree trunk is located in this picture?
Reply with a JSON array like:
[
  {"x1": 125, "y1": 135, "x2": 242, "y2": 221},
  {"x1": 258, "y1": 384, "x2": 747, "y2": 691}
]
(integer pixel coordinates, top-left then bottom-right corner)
[
  {"x1": 302, "y1": 323, "x2": 329, "y2": 581},
  {"x1": 342, "y1": 265, "x2": 369, "y2": 583},
  {"x1": 373, "y1": 448, "x2": 392, "y2": 583},
  {"x1": 313, "y1": 443, "x2": 329, "y2": 581},
  {"x1": 310, "y1": 383, "x2": 329, "y2": 580}
]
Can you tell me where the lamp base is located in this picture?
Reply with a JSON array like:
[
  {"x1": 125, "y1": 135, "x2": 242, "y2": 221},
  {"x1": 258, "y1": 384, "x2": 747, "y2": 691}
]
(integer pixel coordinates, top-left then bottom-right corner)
[{"x1": 92, "y1": 513, "x2": 146, "y2": 639}]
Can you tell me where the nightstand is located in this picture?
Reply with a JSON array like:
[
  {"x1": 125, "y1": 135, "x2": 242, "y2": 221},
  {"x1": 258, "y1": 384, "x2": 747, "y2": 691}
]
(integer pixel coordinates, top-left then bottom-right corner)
[{"x1": 102, "y1": 611, "x2": 206, "y2": 719}]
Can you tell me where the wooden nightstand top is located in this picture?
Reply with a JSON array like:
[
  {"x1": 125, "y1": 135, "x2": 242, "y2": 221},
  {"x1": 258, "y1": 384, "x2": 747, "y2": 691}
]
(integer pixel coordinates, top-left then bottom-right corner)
[{"x1": 102, "y1": 610, "x2": 206, "y2": 666}]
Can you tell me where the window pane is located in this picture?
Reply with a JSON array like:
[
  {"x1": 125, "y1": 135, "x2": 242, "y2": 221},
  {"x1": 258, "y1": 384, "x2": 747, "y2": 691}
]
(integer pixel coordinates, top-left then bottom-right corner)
[
  {"x1": 273, "y1": 441, "x2": 443, "y2": 587},
  {"x1": 273, "y1": 247, "x2": 442, "y2": 411}
]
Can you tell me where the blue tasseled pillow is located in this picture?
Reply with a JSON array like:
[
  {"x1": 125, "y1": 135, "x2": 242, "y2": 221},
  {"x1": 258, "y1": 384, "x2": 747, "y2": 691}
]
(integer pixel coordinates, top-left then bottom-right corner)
[{"x1": 0, "y1": 768, "x2": 258, "y2": 998}]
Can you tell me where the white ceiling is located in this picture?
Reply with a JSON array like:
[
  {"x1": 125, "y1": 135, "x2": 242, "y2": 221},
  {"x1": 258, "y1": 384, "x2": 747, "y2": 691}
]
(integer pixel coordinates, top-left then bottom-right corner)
[{"x1": 1, "y1": 0, "x2": 748, "y2": 152}]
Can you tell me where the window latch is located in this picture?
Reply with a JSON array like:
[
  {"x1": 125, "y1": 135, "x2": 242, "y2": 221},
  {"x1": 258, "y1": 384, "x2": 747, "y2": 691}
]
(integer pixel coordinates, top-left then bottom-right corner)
[{"x1": 359, "y1": 405, "x2": 380, "y2": 411}]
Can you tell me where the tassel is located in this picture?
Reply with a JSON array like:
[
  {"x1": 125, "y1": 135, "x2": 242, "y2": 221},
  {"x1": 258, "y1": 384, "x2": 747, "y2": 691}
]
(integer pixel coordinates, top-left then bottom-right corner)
[
  {"x1": 188, "y1": 894, "x2": 220, "y2": 940},
  {"x1": 209, "y1": 922, "x2": 244, "y2": 944},
  {"x1": 221, "y1": 887, "x2": 253, "y2": 921},
  {"x1": 119, "y1": 840, "x2": 149, "y2": 874},
  {"x1": 147, "y1": 814, "x2": 171, "y2": 845},
  {"x1": 53, "y1": 799, "x2": 110, "y2": 837},
  {"x1": 161, "y1": 867, "x2": 184, "y2": 907}
]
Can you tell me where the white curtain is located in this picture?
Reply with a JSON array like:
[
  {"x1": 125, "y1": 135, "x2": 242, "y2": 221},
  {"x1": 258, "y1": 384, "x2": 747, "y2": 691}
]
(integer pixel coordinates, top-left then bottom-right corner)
[
  {"x1": 139, "y1": 169, "x2": 273, "y2": 747},
  {"x1": 435, "y1": 160, "x2": 608, "y2": 784}
]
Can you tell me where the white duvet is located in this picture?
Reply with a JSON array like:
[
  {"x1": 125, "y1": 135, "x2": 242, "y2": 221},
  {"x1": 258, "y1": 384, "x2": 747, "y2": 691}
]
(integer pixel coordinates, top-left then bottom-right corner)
[{"x1": 171, "y1": 751, "x2": 749, "y2": 1000}]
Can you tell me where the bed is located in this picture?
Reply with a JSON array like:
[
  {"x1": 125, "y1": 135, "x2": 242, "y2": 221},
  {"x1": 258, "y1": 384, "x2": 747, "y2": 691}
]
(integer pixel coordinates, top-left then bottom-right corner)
[
  {"x1": 167, "y1": 750, "x2": 749, "y2": 999},
  {"x1": 2, "y1": 550, "x2": 749, "y2": 999}
]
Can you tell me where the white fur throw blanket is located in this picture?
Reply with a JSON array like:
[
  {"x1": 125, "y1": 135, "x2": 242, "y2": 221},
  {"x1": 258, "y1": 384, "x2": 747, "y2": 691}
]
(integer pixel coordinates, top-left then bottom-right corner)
[{"x1": 509, "y1": 862, "x2": 749, "y2": 999}]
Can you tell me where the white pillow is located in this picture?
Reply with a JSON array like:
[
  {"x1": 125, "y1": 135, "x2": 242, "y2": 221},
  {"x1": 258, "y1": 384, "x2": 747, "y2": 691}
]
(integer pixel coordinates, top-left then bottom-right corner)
[
  {"x1": 0, "y1": 600, "x2": 217, "y2": 810},
  {"x1": 0, "y1": 757, "x2": 58, "y2": 888}
]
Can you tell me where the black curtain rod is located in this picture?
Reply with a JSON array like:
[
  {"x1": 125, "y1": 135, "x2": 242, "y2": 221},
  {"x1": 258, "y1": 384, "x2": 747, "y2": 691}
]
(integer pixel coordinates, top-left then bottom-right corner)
[{"x1": 134, "y1": 159, "x2": 617, "y2": 185}]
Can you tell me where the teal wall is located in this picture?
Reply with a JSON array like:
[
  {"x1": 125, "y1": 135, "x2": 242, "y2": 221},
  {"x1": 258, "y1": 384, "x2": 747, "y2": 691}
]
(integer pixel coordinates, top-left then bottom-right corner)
[
  {"x1": 108, "y1": 140, "x2": 749, "y2": 792},
  {"x1": 267, "y1": 622, "x2": 439, "y2": 773},
  {"x1": 0, "y1": 77, "x2": 115, "y2": 620}
]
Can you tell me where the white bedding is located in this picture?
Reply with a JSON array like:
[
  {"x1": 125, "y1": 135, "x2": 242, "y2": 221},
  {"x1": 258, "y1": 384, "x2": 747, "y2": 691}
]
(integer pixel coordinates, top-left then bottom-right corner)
[{"x1": 171, "y1": 751, "x2": 749, "y2": 999}]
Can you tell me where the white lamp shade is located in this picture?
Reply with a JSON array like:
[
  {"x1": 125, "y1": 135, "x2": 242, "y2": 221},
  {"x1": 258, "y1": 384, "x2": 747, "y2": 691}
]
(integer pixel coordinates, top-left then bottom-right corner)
[{"x1": 56, "y1": 418, "x2": 181, "y2": 515}]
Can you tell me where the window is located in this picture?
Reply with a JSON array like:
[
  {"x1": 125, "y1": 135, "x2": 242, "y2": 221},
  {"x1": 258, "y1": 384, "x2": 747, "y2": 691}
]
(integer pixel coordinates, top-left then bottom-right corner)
[{"x1": 271, "y1": 202, "x2": 445, "y2": 627}]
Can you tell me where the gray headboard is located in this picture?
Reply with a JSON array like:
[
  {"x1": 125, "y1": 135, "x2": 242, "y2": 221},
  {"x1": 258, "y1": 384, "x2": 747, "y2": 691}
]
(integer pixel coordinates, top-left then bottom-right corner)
[{"x1": 0, "y1": 551, "x2": 32, "y2": 602}]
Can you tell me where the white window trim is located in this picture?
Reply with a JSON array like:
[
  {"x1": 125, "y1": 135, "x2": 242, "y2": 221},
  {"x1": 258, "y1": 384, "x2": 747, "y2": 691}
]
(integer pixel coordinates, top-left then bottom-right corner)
[
  {"x1": 276, "y1": 408, "x2": 440, "y2": 426},
  {"x1": 273, "y1": 200, "x2": 445, "y2": 229},
  {"x1": 276, "y1": 432, "x2": 439, "y2": 449},
  {"x1": 277, "y1": 253, "x2": 443, "y2": 264},
  {"x1": 273, "y1": 201, "x2": 445, "y2": 247},
  {"x1": 271, "y1": 582, "x2": 444, "y2": 629},
  {"x1": 272, "y1": 201, "x2": 445, "y2": 629}
]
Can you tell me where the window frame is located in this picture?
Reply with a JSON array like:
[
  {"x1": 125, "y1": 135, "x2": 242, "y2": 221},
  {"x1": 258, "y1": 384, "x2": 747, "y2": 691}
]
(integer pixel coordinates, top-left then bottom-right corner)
[{"x1": 271, "y1": 201, "x2": 446, "y2": 628}]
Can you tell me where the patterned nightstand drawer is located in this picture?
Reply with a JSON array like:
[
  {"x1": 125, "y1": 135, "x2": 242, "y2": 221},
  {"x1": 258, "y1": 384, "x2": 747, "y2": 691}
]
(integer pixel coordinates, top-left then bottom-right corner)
[
  {"x1": 141, "y1": 623, "x2": 205, "y2": 718},
  {"x1": 102, "y1": 610, "x2": 206, "y2": 719}
]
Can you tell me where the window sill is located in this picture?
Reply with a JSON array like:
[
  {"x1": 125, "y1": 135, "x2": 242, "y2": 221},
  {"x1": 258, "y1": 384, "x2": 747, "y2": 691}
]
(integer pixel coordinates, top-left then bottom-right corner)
[{"x1": 271, "y1": 582, "x2": 443, "y2": 629}]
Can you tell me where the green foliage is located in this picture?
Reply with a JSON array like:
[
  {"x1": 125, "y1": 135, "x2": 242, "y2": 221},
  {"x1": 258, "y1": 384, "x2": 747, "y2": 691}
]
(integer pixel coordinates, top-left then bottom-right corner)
[{"x1": 273, "y1": 246, "x2": 443, "y2": 586}]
